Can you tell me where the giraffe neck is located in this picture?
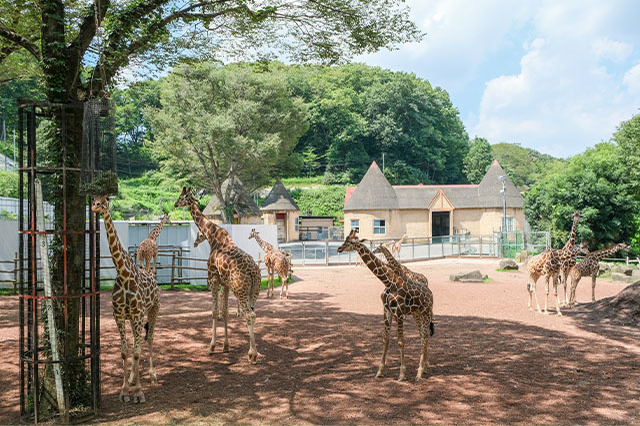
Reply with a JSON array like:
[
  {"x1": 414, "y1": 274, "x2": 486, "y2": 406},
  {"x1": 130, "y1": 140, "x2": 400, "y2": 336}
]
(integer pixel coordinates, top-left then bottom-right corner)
[
  {"x1": 147, "y1": 217, "x2": 168, "y2": 241},
  {"x1": 588, "y1": 244, "x2": 624, "y2": 261},
  {"x1": 188, "y1": 201, "x2": 234, "y2": 249},
  {"x1": 102, "y1": 208, "x2": 134, "y2": 276},
  {"x1": 378, "y1": 246, "x2": 402, "y2": 270},
  {"x1": 355, "y1": 243, "x2": 399, "y2": 288},
  {"x1": 562, "y1": 216, "x2": 580, "y2": 250},
  {"x1": 254, "y1": 234, "x2": 275, "y2": 253}
]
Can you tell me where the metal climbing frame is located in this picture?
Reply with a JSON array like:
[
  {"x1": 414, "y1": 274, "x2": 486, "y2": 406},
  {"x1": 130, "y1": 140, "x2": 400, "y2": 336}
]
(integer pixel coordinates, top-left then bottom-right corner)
[{"x1": 18, "y1": 100, "x2": 104, "y2": 422}]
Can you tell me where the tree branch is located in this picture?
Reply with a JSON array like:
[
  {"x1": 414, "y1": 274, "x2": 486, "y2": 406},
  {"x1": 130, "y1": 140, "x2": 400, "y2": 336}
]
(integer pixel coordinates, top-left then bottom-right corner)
[{"x1": 0, "y1": 25, "x2": 41, "y2": 60}]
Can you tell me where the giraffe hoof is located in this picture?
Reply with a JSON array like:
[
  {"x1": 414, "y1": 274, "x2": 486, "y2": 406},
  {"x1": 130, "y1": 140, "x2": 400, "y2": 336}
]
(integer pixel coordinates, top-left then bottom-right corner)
[
  {"x1": 375, "y1": 370, "x2": 384, "y2": 378},
  {"x1": 119, "y1": 392, "x2": 130, "y2": 403},
  {"x1": 223, "y1": 345, "x2": 230, "y2": 353},
  {"x1": 132, "y1": 391, "x2": 146, "y2": 404},
  {"x1": 415, "y1": 376, "x2": 422, "y2": 382},
  {"x1": 397, "y1": 375, "x2": 406, "y2": 382},
  {"x1": 150, "y1": 373, "x2": 158, "y2": 384}
]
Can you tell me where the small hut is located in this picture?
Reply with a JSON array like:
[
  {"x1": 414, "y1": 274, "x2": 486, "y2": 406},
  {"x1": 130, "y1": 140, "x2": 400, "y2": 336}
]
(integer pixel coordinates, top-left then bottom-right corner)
[
  {"x1": 261, "y1": 178, "x2": 300, "y2": 242},
  {"x1": 203, "y1": 178, "x2": 261, "y2": 224}
]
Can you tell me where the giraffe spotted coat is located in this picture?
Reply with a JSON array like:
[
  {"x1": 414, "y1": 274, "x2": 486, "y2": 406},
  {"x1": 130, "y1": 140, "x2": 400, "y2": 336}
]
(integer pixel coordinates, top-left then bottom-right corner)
[
  {"x1": 136, "y1": 213, "x2": 171, "y2": 275},
  {"x1": 249, "y1": 228, "x2": 292, "y2": 299}
]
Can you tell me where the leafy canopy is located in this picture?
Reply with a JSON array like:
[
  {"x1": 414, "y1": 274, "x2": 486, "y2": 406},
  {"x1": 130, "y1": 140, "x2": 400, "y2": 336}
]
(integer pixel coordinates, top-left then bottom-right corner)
[{"x1": 463, "y1": 137, "x2": 493, "y2": 184}]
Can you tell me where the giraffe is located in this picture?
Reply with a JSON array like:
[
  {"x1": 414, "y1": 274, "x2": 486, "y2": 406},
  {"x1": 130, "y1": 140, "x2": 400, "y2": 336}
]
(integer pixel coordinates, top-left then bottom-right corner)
[
  {"x1": 391, "y1": 233, "x2": 408, "y2": 260},
  {"x1": 194, "y1": 231, "x2": 241, "y2": 318},
  {"x1": 338, "y1": 230, "x2": 434, "y2": 381},
  {"x1": 175, "y1": 187, "x2": 260, "y2": 363},
  {"x1": 136, "y1": 213, "x2": 171, "y2": 275},
  {"x1": 249, "y1": 228, "x2": 292, "y2": 299},
  {"x1": 526, "y1": 242, "x2": 588, "y2": 315},
  {"x1": 568, "y1": 242, "x2": 630, "y2": 306},
  {"x1": 373, "y1": 244, "x2": 430, "y2": 288},
  {"x1": 558, "y1": 211, "x2": 583, "y2": 305},
  {"x1": 92, "y1": 196, "x2": 160, "y2": 404}
]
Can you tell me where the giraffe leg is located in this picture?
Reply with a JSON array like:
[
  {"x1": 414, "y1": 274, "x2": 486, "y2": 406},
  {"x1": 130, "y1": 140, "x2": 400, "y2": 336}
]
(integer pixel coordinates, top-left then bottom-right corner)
[
  {"x1": 591, "y1": 275, "x2": 597, "y2": 302},
  {"x1": 279, "y1": 272, "x2": 288, "y2": 299},
  {"x1": 221, "y1": 286, "x2": 230, "y2": 353},
  {"x1": 115, "y1": 316, "x2": 130, "y2": 402},
  {"x1": 146, "y1": 302, "x2": 159, "y2": 383},
  {"x1": 569, "y1": 275, "x2": 580, "y2": 307},
  {"x1": 397, "y1": 315, "x2": 406, "y2": 381},
  {"x1": 208, "y1": 272, "x2": 221, "y2": 355},
  {"x1": 528, "y1": 276, "x2": 542, "y2": 313},
  {"x1": 542, "y1": 276, "x2": 550, "y2": 314},
  {"x1": 376, "y1": 306, "x2": 392, "y2": 378},
  {"x1": 553, "y1": 276, "x2": 563, "y2": 316},
  {"x1": 152, "y1": 253, "x2": 157, "y2": 276},
  {"x1": 130, "y1": 318, "x2": 146, "y2": 404},
  {"x1": 241, "y1": 300, "x2": 258, "y2": 363},
  {"x1": 415, "y1": 316, "x2": 430, "y2": 381}
]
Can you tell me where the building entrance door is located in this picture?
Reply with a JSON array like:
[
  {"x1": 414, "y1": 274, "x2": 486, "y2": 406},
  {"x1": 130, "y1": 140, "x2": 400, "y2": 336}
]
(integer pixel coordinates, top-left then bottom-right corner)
[
  {"x1": 276, "y1": 213, "x2": 286, "y2": 242},
  {"x1": 432, "y1": 211, "x2": 450, "y2": 237}
]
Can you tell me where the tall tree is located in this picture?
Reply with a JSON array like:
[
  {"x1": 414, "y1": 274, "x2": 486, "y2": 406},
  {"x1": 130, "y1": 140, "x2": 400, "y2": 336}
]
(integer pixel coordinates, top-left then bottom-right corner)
[
  {"x1": 463, "y1": 137, "x2": 493, "y2": 184},
  {"x1": 525, "y1": 143, "x2": 637, "y2": 250},
  {"x1": 491, "y1": 142, "x2": 563, "y2": 190},
  {"x1": 0, "y1": 0, "x2": 422, "y2": 413},
  {"x1": 148, "y1": 62, "x2": 309, "y2": 223},
  {"x1": 612, "y1": 114, "x2": 640, "y2": 199}
]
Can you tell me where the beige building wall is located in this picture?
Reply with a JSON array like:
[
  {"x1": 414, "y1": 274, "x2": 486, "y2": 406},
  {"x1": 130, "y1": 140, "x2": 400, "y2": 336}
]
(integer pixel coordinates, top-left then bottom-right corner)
[
  {"x1": 262, "y1": 211, "x2": 299, "y2": 241},
  {"x1": 345, "y1": 207, "x2": 525, "y2": 239}
]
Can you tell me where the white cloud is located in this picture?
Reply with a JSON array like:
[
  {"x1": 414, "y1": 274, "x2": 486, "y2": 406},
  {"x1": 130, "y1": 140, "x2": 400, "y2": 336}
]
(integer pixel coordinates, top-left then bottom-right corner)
[
  {"x1": 593, "y1": 38, "x2": 633, "y2": 62},
  {"x1": 623, "y1": 64, "x2": 640, "y2": 93}
]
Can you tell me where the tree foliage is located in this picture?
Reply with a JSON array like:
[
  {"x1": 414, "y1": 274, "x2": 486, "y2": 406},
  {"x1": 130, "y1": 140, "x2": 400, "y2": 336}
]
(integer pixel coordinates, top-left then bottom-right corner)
[
  {"x1": 525, "y1": 143, "x2": 637, "y2": 251},
  {"x1": 491, "y1": 142, "x2": 563, "y2": 190},
  {"x1": 147, "y1": 62, "x2": 309, "y2": 222},
  {"x1": 463, "y1": 137, "x2": 493, "y2": 184},
  {"x1": 612, "y1": 114, "x2": 640, "y2": 199}
]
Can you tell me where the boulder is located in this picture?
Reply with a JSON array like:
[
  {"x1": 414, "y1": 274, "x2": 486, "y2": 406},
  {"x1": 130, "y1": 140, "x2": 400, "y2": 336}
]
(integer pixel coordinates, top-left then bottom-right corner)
[
  {"x1": 611, "y1": 264, "x2": 635, "y2": 276},
  {"x1": 632, "y1": 269, "x2": 640, "y2": 281},
  {"x1": 499, "y1": 259, "x2": 519, "y2": 271},
  {"x1": 450, "y1": 270, "x2": 488, "y2": 283},
  {"x1": 611, "y1": 272, "x2": 635, "y2": 284}
]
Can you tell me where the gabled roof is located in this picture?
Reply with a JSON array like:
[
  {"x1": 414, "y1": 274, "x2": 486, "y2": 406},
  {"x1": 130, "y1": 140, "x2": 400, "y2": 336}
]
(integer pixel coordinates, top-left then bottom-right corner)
[
  {"x1": 344, "y1": 161, "x2": 399, "y2": 211},
  {"x1": 344, "y1": 160, "x2": 523, "y2": 211},
  {"x1": 203, "y1": 178, "x2": 261, "y2": 217},
  {"x1": 261, "y1": 178, "x2": 299, "y2": 211}
]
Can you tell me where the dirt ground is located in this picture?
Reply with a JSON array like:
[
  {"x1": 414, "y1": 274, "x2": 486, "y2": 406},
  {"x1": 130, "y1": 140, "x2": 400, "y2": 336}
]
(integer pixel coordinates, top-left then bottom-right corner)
[{"x1": 1, "y1": 258, "x2": 640, "y2": 424}]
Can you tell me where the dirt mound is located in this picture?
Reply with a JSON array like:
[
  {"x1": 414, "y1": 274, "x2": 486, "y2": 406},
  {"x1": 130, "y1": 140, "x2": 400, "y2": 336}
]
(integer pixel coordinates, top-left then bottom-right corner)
[{"x1": 573, "y1": 281, "x2": 640, "y2": 327}]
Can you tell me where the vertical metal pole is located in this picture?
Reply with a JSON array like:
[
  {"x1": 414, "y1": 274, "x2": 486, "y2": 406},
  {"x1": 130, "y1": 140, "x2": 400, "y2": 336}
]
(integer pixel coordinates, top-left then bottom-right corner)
[
  {"x1": 170, "y1": 251, "x2": 176, "y2": 288},
  {"x1": 13, "y1": 252, "x2": 18, "y2": 295},
  {"x1": 302, "y1": 242, "x2": 306, "y2": 266},
  {"x1": 480, "y1": 237, "x2": 483, "y2": 258},
  {"x1": 18, "y1": 105, "x2": 25, "y2": 416},
  {"x1": 412, "y1": 238, "x2": 415, "y2": 260},
  {"x1": 325, "y1": 241, "x2": 329, "y2": 265}
]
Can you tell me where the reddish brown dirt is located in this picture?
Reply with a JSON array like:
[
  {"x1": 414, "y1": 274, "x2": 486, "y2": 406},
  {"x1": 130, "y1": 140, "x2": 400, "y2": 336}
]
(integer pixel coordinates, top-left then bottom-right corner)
[{"x1": 2, "y1": 258, "x2": 640, "y2": 424}]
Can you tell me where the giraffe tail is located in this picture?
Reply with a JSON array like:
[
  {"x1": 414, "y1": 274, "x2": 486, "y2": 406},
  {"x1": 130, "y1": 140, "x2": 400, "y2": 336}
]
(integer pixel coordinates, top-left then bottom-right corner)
[
  {"x1": 144, "y1": 322, "x2": 149, "y2": 341},
  {"x1": 429, "y1": 321, "x2": 435, "y2": 336}
]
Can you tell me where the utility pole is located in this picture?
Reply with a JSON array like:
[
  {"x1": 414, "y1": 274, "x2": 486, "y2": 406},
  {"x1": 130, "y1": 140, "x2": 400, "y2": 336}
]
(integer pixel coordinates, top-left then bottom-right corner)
[{"x1": 499, "y1": 175, "x2": 507, "y2": 232}]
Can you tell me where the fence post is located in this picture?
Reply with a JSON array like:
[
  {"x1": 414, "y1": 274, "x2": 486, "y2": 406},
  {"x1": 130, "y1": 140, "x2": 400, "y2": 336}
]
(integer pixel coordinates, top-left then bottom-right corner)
[
  {"x1": 428, "y1": 238, "x2": 431, "y2": 259},
  {"x1": 325, "y1": 241, "x2": 329, "y2": 265},
  {"x1": 302, "y1": 242, "x2": 306, "y2": 266},
  {"x1": 412, "y1": 238, "x2": 415, "y2": 261},
  {"x1": 457, "y1": 237, "x2": 461, "y2": 258},
  {"x1": 178, "y1": 247, "x2": 184, "y2": 284},
  {"x1": 13, "y1": 252, "x2": 18, "y2": 295},
  {"x1": 479, "y1": 237, "x2": 483, "y2": 258},
  {"x1": 441, "y1": 239, "x2": 444, "y2": 258},
  {"x1": 170, "y1": 251, "x2": 176, "y2": 289}
]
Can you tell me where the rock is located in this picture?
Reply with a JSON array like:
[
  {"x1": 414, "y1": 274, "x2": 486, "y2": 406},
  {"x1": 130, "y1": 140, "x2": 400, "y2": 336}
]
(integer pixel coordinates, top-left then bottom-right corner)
[
  {"x1": 450, "y1": 270, "x2": 488, "y2": 283},
  {"x1": 499, "y1": 259, "x2": 519, "y2": 270},
  {"x1": 611, "y1": 272, "x2": 635, "y2": 283},
  {"x1": 611, "y1": 265, "x2": 635, "y2": 276},
  {"x1": 632, "y1": 269, "x2": 640, "y2": 281}
]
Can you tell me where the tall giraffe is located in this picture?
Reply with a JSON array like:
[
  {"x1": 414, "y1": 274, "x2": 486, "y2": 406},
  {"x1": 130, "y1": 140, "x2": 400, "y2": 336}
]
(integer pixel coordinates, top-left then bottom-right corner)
[
  {"x1": 391, "y1": 233, "x2": 408, "y2": 260},
  {"x1": 338, "y1": 230, "x2": 434, "y2": 381},
  {"x1": 527, "y1": 242, "x2": 588, "y2": 315},
  {"x1": 568, "y1": 242, "x2": 630, "y2": 306},
  {"x1": 249, "y1": 229, "x2": 292, "y2": 299},
  {"x1": 137, "y1": 213, "x2": 171, "y2": 275},
  {"x1": 175, "y1": 187, "x2": 260, "y2": 362},
  {"x1": 558, "y1": 211, "x2": 583, "y2": 304},
  {"x1": 373, "y1": 244, "x2": 430, "y2": 288},
  {"x1": 92, "y1": 196, "x2": 160, "y2": 404}
]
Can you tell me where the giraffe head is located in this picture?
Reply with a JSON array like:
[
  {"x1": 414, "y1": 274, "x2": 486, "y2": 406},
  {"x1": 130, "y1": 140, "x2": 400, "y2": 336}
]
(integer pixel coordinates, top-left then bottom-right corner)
[
  {"x1": 248, "y1": 228, "x2": 259, "y2": 240},
  {"x1": 174, "y1": 187, "x2": 199, "y2": 208},
  {"x1": 618, "y1": 242, "x2": 631, "y2": 252},
  {"x1": 571, "y1": 211, "x2": 583, "y2": 220},
  {"x1": 574, "y1": 241, "x2": 589, "y2": 256},
  {"x1": 91, "y1": 195, "x2": 111, "y2": 214},
  {"x1": 337, "y1": 229, "x2": 366, "y2": 253},
  {"x1": 160, "y1": 212, "x2": 172, "y2": 224},
  {"x1": 372, "y1": 244, "x2": 388, "y2": 255},
  {"x1": 194, "y1": 231, "x2": 207, "y2": 248}
]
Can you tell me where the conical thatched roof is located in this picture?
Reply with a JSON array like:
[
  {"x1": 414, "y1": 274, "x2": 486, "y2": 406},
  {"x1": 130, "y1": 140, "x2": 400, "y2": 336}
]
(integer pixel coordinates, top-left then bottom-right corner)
[
  {"x1": 203, "y1": 178, "x2": 261, "y2": 217},
  {"x1": 477, "y1": 160, "x2": 522, "y2": 208},
  {"x1": 344, "y1": 161, "x2": 399, "y2": 211},
  {"x1": 261, "y1": 178, "x2": 299, "y2": 211}
]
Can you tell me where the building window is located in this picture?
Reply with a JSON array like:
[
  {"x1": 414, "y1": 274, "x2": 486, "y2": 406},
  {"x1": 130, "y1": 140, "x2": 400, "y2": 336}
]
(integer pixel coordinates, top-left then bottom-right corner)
[
  {"x1": 505, "y1": 217, "x2": 514, "y2": 232},
  {"x1": 350, "y1": 219, "x2": 360, "y2": 232},
  {"x1": 373, "y1": 219, "x2": 386, "y2": 235},
  {"x1": 261, "y1": 218, "x2": 264, "y2": 225},
  {"x1": 295, "y1": 218, "x2": 299, "y2": 232}
]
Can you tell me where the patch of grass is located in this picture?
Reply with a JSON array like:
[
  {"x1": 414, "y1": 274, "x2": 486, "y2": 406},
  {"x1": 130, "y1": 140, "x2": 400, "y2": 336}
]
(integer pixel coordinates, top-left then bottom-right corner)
[
  {"x1": 98, "y1": 276, "x2": 295, "y2": 292},
  {"x1": 496, "y1": 268, "x2": 519, "y2": 272},
  {"x1": 0, "y1": 288, "x2": 17, "y2": 296},
  {"x1": 483, "y1": 277, "x2": 493, "y2": 283}
]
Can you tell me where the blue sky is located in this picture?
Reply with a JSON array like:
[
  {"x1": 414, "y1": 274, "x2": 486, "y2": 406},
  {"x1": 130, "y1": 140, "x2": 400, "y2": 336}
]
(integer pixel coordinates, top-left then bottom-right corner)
[{"x1": 357, "y1": 0, "x2": 640, "y2": 158}]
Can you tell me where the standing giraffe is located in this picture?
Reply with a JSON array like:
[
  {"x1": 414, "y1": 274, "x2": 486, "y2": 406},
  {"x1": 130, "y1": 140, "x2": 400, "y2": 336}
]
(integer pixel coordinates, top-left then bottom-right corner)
[
  {"x1": 137, "y1": 213, "x2": 171, "y2": 275},
  {"x1": 391, "y1": 233, "x2": 408, "y2": 260},
  {"x1": 338, "y1": 230, "x2": 434, "y2": 381},
  {"x1": 92, "y1": 196, "x2": 160, "y2": 404},
  {"x1": 249, "y1": 228, "x2": 292, "y2": 299},
  {"x1": 373, "y1": 244, "x2": 430, "y2": 288},
  {"x1": 558, "y1": 211, "x2": 582, "y2": 305},
  {"x1": 568, "y1": 242, "x2": 630, "y2": 306},
  {"x1": 175, "y1": 187, "x2": 260, "y2": 362},
  {"x1": 527, "y1": 242, "x2": 588, "y2": 315}
]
